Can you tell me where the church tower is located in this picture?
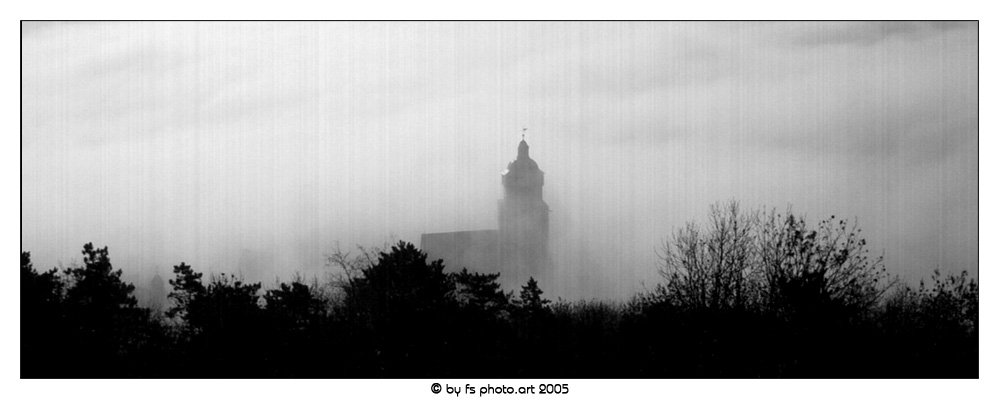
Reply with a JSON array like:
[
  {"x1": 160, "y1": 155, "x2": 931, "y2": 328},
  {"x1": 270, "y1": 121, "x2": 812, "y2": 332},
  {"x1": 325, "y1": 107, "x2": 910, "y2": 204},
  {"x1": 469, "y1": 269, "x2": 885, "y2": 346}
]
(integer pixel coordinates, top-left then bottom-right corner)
[{"x1": 498, "y1": 137, "x2": 550, "y2": 280}]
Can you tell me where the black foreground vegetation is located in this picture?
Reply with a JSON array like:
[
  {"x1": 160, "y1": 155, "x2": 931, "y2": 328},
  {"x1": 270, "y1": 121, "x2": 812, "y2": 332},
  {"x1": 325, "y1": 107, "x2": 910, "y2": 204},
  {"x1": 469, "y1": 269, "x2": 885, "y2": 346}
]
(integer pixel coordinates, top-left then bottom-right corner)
[{"x1": 21, "y1": 203, "x2": 977, "y2": 378}]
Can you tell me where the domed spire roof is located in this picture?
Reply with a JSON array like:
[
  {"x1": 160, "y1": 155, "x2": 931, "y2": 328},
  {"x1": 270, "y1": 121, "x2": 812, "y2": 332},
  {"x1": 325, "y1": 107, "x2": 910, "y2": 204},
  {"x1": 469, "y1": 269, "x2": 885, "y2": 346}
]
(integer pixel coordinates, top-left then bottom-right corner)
[{"x1": 506, "y1": 136, "x2": 538, "y2": 172}]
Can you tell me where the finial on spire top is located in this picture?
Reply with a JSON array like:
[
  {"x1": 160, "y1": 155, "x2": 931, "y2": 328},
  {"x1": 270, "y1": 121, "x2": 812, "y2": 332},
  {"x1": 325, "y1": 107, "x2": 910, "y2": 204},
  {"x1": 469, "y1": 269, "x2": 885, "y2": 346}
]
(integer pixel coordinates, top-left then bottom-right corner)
[{"x1": 517, "y1": 130, "x2": 530, "y2": 159}]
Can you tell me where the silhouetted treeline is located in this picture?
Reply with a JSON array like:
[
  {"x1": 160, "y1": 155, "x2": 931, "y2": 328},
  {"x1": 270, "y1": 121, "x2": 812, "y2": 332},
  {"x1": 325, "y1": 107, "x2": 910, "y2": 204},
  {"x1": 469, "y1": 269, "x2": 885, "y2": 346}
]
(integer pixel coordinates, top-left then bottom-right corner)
[{"x1": 21, "y1": 205, "x2": 977, "y2": 378}]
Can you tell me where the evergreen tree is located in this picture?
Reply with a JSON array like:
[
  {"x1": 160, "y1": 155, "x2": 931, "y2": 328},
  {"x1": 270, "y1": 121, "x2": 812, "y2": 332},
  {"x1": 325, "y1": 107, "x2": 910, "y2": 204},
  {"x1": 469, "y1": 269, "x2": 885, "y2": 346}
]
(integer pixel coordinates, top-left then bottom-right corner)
[
  {"x1": 451, "y1": 268, "x2": 510, "y2": 315},
  {"x1": 516, "y1": 277, "x2": 550, "y2": 313}
]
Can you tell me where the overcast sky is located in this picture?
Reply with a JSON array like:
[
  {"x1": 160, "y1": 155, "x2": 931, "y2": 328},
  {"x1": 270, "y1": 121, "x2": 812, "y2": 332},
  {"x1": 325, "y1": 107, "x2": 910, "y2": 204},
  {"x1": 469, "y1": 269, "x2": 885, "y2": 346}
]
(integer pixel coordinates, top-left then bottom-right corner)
[{"x1": 21, "y1": 21, "x2": 977, "y2": 299}]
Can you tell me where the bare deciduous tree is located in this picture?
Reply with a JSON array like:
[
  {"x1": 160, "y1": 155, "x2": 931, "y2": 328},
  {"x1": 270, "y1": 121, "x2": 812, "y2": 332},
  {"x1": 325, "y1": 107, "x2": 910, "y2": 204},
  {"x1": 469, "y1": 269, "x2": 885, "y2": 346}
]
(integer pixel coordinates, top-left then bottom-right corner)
[
  {"x1": 657, "y1": 202, "x2": 762, "y2": 310},
  {"x1": 758, "y1": 213, "x2": 892, "y2": 314},
  {"x1": 658, "y1": 201, "x2": 892, "y2": 313}
]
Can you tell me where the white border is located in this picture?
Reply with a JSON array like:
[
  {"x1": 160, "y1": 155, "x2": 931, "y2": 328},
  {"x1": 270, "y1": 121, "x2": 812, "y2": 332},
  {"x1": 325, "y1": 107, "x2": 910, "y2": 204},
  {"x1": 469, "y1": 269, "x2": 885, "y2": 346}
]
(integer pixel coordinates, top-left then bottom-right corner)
[{"x1": 9, "y1": 3, "x2": 990, "y2": 400}]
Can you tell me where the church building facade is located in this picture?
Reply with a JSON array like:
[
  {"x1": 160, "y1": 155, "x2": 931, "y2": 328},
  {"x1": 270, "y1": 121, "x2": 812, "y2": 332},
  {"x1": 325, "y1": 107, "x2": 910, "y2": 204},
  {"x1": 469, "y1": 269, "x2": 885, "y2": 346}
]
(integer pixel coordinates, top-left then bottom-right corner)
[{"x1": 420, "y1": 138, "x2": 551, "y2": 287}]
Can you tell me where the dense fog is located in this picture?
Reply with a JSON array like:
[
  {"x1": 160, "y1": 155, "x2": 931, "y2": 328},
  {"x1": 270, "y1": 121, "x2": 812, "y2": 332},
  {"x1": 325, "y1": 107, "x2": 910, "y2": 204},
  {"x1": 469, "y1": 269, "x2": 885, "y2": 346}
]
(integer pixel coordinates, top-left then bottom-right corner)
[{"x1": 21, "y1": 22, "x2": 977, "y2": 301}]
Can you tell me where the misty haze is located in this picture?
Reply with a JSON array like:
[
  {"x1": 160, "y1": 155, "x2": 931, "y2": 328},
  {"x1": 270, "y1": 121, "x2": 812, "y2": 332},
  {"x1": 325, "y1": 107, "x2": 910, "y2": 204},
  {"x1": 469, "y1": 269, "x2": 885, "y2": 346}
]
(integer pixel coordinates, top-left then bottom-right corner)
[{"x1": 21, "y1": 21, "x2": 977, "y2": 378}]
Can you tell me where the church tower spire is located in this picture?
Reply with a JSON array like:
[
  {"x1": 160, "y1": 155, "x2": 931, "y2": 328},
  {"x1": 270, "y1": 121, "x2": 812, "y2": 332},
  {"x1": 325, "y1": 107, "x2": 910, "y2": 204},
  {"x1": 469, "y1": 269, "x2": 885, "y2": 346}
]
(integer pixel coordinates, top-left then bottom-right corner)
[
  {"x1": 499, "y1": 135, "x2": 550, "y2": 281},
  {"x1": 517, "y1": 136, "x2": 529, "y2": 160}
]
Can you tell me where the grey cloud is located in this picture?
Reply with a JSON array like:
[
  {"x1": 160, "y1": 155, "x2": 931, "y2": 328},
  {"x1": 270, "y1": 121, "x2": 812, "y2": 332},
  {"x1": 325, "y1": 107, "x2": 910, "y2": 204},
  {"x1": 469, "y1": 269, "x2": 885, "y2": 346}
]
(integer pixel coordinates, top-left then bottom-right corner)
[{"x1": 776, "y1": 21, "x2": 975, "y2": 47}]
